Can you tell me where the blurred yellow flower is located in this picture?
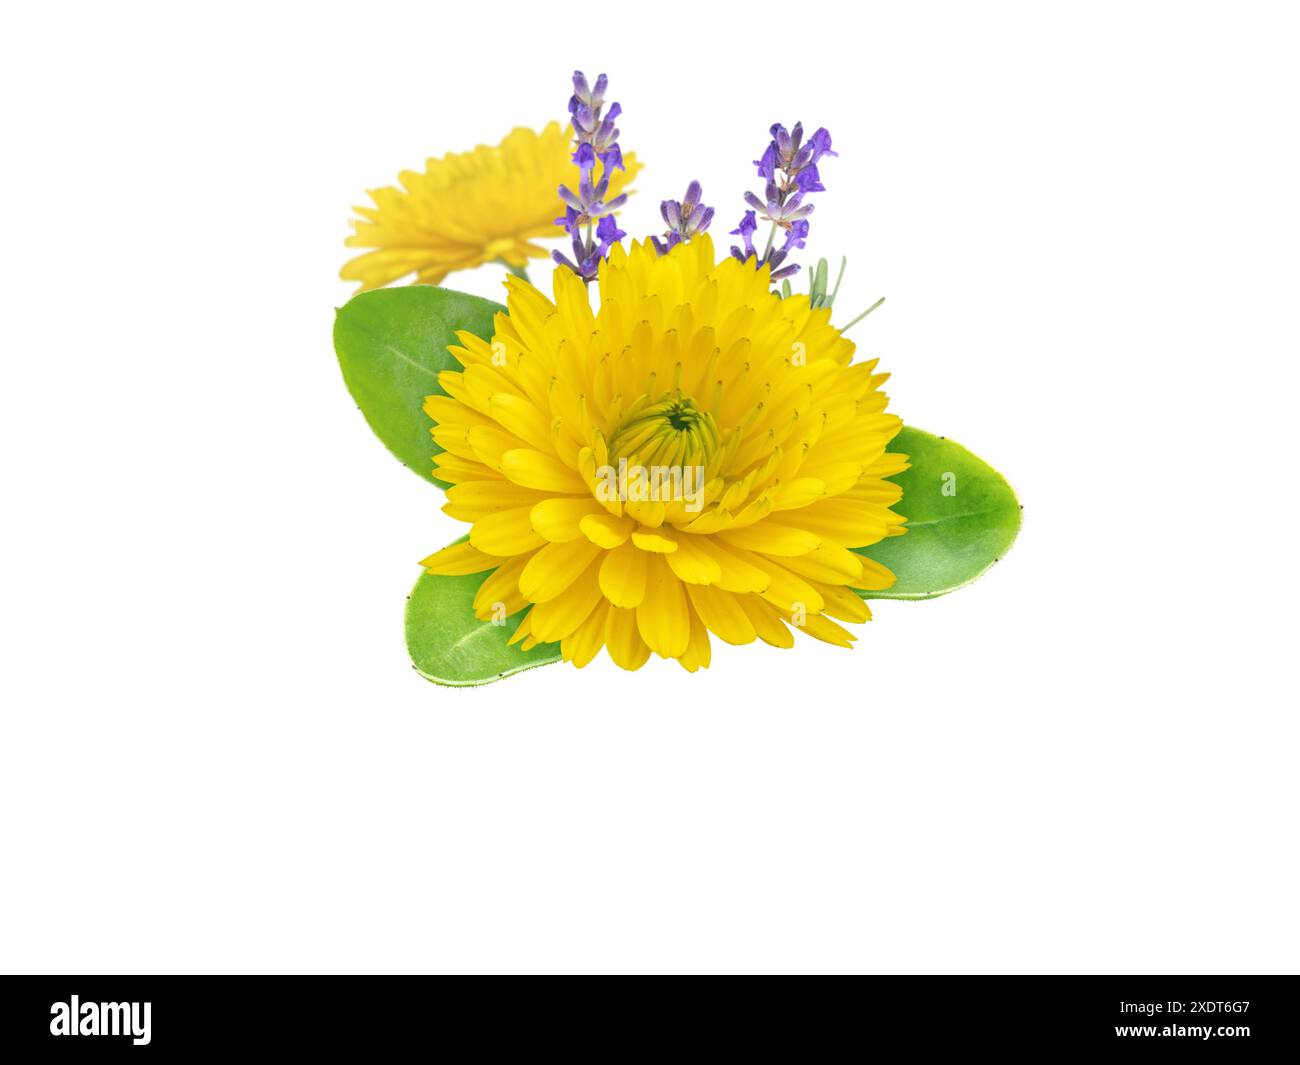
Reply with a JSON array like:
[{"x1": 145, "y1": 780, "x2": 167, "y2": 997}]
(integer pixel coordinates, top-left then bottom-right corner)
[{"x1": 342, "y1": 122, "x2": 642, "y2": 291}]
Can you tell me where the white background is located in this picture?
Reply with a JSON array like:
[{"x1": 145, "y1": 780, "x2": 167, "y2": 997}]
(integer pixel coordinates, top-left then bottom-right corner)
[{"x1": 2, "y1": 1, "x2": 1297, "y2": 975}]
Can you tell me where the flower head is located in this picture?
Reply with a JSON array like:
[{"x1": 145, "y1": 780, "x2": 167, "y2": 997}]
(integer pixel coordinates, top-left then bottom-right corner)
[
  {"x1": 555, "y1": 70, "x2": 634, "y2": 283},
  {"x1": 652, "y1": 180, "x2": 715, "y2": 254},
  {"x1": 421, "y1": 237, "x2": 907, "y2": 672},
  {"x1": 732, "y1": 121, "x2": 835, "y2": 282},
  {"x1": 342, "y1": 122, "x2": 642, "y2": 290},
  {"x1": 757, "y1": 122, "x2": 837, "y2": 180}
]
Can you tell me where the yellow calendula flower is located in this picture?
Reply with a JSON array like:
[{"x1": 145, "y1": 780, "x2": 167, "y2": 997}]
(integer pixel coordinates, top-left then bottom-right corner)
[
  {"x1": 342, "y1": 122, "x2": 642, "y2": 291},
  {"x1": 420, "y1": 235, "x2": 908, "y2": 672}
]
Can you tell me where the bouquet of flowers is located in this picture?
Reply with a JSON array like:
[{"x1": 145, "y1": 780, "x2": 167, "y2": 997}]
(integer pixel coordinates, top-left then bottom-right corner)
[{"x1": 334, "y1": 72, "x2": 1020, "y2": 685}]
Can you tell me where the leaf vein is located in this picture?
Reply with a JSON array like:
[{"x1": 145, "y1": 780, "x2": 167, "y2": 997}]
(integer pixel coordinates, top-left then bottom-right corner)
[{"x1": 903, "y1": 508, "x2": 1001, "y2": 529}]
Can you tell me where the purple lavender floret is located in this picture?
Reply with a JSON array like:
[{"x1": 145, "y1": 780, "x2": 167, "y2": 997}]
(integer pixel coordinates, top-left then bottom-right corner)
[
  {"x1": 652, "y1": 180, "x2": 714, "y2": 254},
  {"x1": 555, "y1": 70, "x2": 629, "y2": 283},
  {"x1": 595, "y1": 214, "x2": 626, "y2": 255},
  {"x1": 806, "y1": 127, "x2": 837, "y2": 163},
  {"x1": 553, "y1": 213, "x2": 627, "y2": 280},
  {"x1": 795, "y1": 165, "x2": 824, "y2": 194},
  {"x1": 756, "y1": 123, "x2": 837, "y2": 180},
  {"x1": 573, "y1": 99, "x2": 624, "y2": 171},
  {"x1": 743, "y1": 182, "x2": 814, "y2": 225},
  {"x1": 569, "y1": 72, "x2": 608, "y2": 116},
  {"x1": 731, "y1": 216, "x2": 808, "y2": 281},
  {"x1": 552, "y1": 235, "x2": 602, "y2": 282},
  {"x1": 729, "y1": 210, "x2": 758, "y2": 260},
  {"x1": 733, "y1": 121, "x2": 836, "y2": 283},
  {"x1": 556, "y1": 166, "x2": 629, "y2": 227}
]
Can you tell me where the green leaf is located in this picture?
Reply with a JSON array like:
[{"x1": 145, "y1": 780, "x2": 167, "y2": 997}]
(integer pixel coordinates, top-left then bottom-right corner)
[
  {"x1": 333, "y1": 286, "x2": 504, "y2": 487},
  {"x1": 405, "y1": 570, "x2": 561, "y2": 687},
  {"x1": 855, "y1": 426, "x2": 1021, "y2": 600}
]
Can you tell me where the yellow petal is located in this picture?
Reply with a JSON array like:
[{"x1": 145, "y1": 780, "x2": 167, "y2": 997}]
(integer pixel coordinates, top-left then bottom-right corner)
[
  {"x1": 518, "y1": 538, "x2": 601, "y2": 603},
  {"x1": 472, "y1": 554, "x2": 532, "y2": 619},
  {"x1": 690, "y1": 538, "x2": 770, "y2": 594},
  {"x1": 507, "y1": 610, "x2": 533, "y2": 647},
  {"x1": 530, "y1": 497, "x2": 603, "y2": 542},
  {"x1": 467, "y1": 424, "x2": 530, "y2": 470},
  {"x1": 784, "y1": 498, "x2": 899, "y2": 543},
  {"x1": 730, "y1": 551, "x2": 825, "y2": 614},
  {"x1": 664, "y1": 533, "x2": 724, "y2": 585},
  {"x1": 598, "y1": 541, "x2": 648, "y2": 608},
  {"x1": 432, "y1": 453, "x2": 497, "y2": 485},
  {"x1": 797, "y1": 460, "x2": 862, "y2": 495},
  {"x1": 419, "y1": 541, "x2": 499, "y2": 576},
  {"x1": 604, "y1": 605, "x2": 651, "y2": 671},
  {"x1": 864, "y1": 450, "x2": 910, "y2": 478},
  {"x1": 851, "y1": 556, "x2": 897, "y2": 592},
  {"x1": 623, "y1": 499, "x2": 666, "y2": 528},
  {"x1": 738, "y1": 594, "x2": 795, "y2": 648},
  {"x1": 635, "y1": 556, "x2": 691, "y2": 658},
  {"x1": 469, "y1": 506, "x2": 546, "y2": 555},
  {"x1": 562, "y1": 599, "x2": 610, "y2": 668},
  {"x1": 528, "y1": 559, "x2": 604, "y2": 641},
  {"x1": 579, "y1": 512, "x2": 633, "y2": 548},
  {"x1": 771, "y1": 477, "x2": 826, "y2": 510},
  {"x1": 488, "y1": 392, "x2": 554, "y2": 451},
  {"x1": 431, "y1": 424, "x2": 477, "y2": 461},
  {"x1": 779, "y1": 542, "x2": 865, "y2": 585},
  {"x1": 685, "y1": 583, "x2": 757, "y2": 645},
  {"x1": 793, "y1": 612, "x2": 857, "y2": 648},
  {"x1": 630, "y1": 529, "x2": 678, "y2": 553},
  {"x1": 675, "y1": 601, "x2": 713, "y2": 672},
  {"x1": 501, "y1": 448, "x2": 589, "y2": 493},
  {"x1": 424, "y1": 394, "x2": 496, "y2": 430},
  {"x1": 718, "y1": 522, "x2": 821, "y2": 556},
  {"x1": 446, "y1": 479, "x2": 549, "y2": 519},
  {"x1": 810, "y1": 582, "x2": 872, "y2": 624}
]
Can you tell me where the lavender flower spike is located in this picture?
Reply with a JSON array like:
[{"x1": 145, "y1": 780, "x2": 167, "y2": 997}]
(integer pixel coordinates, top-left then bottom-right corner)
[
  {"x1": 652, "y1": 181, "x2": 714, "y2": 255},
  {"x1": 555, "y1": 70, "x2": 630, "y2": 283},
  {"x1": 732, "y1": 120, "x2": 836, "y2": 284},
  {"x1": 568, "y1": 71, "x2": 624, "y2": 171}
]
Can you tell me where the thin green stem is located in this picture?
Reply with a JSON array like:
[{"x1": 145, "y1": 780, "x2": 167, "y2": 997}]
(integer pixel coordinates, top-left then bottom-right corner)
[
  {"x1": 496, "y1": 257, "x2": 530, "y2": 282},
  {"x1": 828, "y1": 257, "x2": 848, "y2": 307},
  {"x1": 840, "y1": 296, "x2": 886, "y2": 332}
]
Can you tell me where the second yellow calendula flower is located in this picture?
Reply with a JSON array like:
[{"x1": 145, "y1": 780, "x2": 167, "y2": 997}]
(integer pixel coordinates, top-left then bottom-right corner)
[{"x1": 342, "y1": 121, "x2": 642, "y2": 291}]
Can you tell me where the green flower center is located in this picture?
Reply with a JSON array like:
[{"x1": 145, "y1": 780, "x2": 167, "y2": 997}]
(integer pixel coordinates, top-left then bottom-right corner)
[{"x1": 609, "y1": 397, "x2": 720, "y2": 472}]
